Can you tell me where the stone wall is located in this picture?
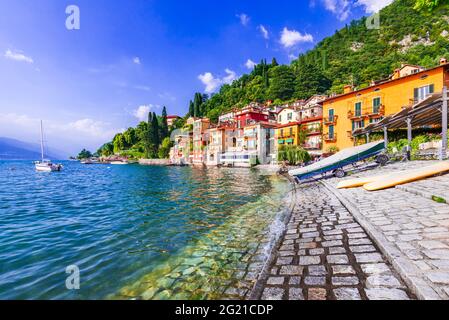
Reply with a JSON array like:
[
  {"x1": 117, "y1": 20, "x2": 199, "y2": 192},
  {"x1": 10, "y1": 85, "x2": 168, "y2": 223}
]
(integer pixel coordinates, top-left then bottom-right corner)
[{"x1": 138, "y1": 159, "x2": 171, "y2": 166}]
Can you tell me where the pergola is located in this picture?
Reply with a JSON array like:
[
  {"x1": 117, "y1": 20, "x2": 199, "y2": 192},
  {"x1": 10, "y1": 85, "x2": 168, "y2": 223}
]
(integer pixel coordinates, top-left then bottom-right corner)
[{"x1": 352, "y1": 87, "x2": 449, "y2": 160}]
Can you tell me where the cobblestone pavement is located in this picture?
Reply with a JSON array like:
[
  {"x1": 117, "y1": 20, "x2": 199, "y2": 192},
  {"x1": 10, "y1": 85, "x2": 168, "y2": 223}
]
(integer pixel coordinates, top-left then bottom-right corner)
[
  {"x1": 258, "y1": 183, "x2": 414, "y2": 300},
  {"x1": 325, "y1": 161, "x2": 449, "y2": 300}
]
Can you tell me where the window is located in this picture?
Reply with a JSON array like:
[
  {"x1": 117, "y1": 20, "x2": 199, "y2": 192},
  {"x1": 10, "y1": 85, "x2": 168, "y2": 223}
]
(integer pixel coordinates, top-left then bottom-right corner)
[
  {"x1": 355, "y1": 102, "x2": 362, "y2": 117},
  {"x1": 352, "y1": 120, "x2": 365, "y2": 131},
  {"x1": 414, "y1": 84, "x2": 434, "y2": 102},
  {"x1": 280, "y1": 129, "x2": 284, "y2": 137},
  {"x1": 278, "y1": 115, "x2": 282, "y2": 122},
  {"x1": 328, "y1": 125, "x2": 335, "y2": 139},
  {"x1": 373, "y1": 97, "x2": 381, "y2": 114},
  {"x1": 328, "y1": 109, "x2": 334, "y2": 122},
  {"x1": 287, "y1": 113, "x2": 292, "y2": 120},
  {"x1": 289, "y1": 127, "x2": 293, "y2": 137}
]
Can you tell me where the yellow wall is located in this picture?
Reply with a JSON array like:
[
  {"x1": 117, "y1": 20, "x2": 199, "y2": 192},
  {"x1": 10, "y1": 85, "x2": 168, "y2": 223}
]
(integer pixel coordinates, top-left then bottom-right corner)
[
  {"x1": 275, "y1": 124, "x2": 301, "y2": 147},
  {"x1": 322, "y1": 66, "x2": 448, "y2": 151}
]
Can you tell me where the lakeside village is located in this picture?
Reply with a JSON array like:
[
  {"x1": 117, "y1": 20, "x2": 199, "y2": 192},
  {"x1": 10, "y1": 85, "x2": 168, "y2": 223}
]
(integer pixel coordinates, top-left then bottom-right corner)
[{"x1": 164, "y1": 58, "x2": 449, "y2": 168}]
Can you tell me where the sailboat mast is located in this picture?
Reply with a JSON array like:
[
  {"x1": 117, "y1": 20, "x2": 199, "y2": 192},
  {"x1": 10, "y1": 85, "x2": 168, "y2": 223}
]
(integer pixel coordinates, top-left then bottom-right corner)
[{"x1": 40, "y1": 120, "x2": 44, "y2": 161}]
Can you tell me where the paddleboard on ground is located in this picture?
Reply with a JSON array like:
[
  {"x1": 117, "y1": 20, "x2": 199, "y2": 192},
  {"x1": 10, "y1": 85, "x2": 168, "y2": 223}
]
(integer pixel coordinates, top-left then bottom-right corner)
[
  {"x1": 363, "y1": 161, "x2": 449, "y2": 191},
  {"x1": 336, "y1": 175, "x2": 391, "y2": 189}
]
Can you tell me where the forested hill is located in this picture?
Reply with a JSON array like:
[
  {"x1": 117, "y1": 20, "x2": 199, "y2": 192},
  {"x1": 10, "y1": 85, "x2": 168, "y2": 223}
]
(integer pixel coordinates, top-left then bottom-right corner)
[{"x1": 190, "y1": 0, "x2": 449, "y2": 123}]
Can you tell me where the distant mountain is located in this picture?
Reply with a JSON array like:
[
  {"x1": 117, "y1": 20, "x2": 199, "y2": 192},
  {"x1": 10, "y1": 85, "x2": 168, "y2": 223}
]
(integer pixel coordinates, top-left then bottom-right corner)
[{"x1": 0, "y1": 137, "x2": 66, "y2": 160}]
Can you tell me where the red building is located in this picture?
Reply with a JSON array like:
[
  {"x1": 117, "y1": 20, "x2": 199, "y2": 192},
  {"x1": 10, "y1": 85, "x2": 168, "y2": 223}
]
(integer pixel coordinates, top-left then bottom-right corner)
[{"x1": 234, "y1": 104, "x2": 270, "y2": 129}]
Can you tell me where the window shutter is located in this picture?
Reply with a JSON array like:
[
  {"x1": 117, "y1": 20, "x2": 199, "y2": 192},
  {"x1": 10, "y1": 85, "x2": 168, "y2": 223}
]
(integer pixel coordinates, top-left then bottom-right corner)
[
  {"x1": 414, "y1": 88, "x2": 419, "y2": 99},
  {"x1": 429, "y1": 84, "x2": 434, "y2": 94}
]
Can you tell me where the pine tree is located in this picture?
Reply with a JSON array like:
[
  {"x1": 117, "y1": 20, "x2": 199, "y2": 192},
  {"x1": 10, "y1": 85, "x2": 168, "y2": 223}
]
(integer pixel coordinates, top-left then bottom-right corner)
[
  {"x1": 193, "y1": 92, "x2": 203, "y2": 117},
  {"x1": 271, "y1": 58, "x2": 279, "y2": 67},
  {"x1": 188, "y1": 100, "x2": 194, "y2": 117},
  {"x1": 151, "y1": 112, "x2": 160, "y2": 151},
  {"x1": 160, "y1": 106, "x2": 169, "y2": 140}
]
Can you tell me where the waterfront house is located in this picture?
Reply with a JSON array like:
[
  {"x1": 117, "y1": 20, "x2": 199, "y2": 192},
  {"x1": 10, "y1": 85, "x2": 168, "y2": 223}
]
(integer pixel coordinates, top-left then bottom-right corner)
[
  {"x1": 192, "y1": 118, "x2": 210, "y2": 165},
  {"x1": 167, "y1": 115, "x2": 181, "y2": 127},
  {"x1": 243, "y1": 122, "x2": 277, "y2": 165},
  {"x1": 219, "y1": 103, "x2": 272, "y2": 167},
  {"x1": 322, "y1": 59, "x2": 449, "y2": 151},
  {"x1": 170, "y1": 130, "x2": 192, "y2": 165},
  {"x1": 206, "y1": 125, "x2": 226, "y2": 166},
  {"x1": 301, "y1": 95, "x2": 325, "y2": 154}
]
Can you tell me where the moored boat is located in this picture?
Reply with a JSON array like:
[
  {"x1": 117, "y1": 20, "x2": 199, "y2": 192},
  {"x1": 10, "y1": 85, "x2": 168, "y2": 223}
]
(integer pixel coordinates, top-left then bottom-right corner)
[{"x1": 34, "y1": 121, "x2": 63, "y2": 172}]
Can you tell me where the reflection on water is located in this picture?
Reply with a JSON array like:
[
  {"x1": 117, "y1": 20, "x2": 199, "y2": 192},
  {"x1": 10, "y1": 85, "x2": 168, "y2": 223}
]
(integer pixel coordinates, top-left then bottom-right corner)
[{"x1": 0, "y1": 161, "x2": 288, "y2": 299}]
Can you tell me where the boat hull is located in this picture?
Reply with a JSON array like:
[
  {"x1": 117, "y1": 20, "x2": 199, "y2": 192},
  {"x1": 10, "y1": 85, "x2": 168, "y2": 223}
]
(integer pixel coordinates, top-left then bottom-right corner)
[{"x1": 289, "y1": 141, "x2": 385, "y2": 180}]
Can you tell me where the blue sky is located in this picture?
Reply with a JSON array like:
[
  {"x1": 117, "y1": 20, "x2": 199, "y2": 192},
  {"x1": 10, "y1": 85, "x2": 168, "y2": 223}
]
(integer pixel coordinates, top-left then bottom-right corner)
[{"x1": 0, "y1": 0, "x2": 393, "y2": 155}]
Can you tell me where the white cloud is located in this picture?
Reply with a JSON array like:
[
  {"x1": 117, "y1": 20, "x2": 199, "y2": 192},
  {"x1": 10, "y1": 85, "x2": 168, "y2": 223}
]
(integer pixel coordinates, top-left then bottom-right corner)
[
  {"x1": 236, "y1": 13, "x2": 250, "y2": 26},
  {"x1": 198, "y1": 69, "x2": 238, "y2": 94},
  {"x1": 355, "y1": 0, "x2": 393, "y2": 13},
  {"x1": 245, "y1": 59, "x2": 257, "y2": 70},
  {"x1": 316, "y1": 0, "x2": 392, "y2": 20},
  {"x1": 132, "y1": 105, "x2": 153, "y2": 121},
  {"x1": 321, "y1": 0, "x2": 351, "y2": 21},
  {"x1": 4, "y1": 49, "x2": 34, "y2": 64},
  {"x1": 0, "y1": 113, "x2": 123, "y2": 142},
  {"x1": 67, "y1": 119, "x2": 122, "y2": 139},
  {"x1": 259, "y1": 25, "x2": 269, "y2": 39},
  {"x1": 280, "y1": 27, "x2": 314, "y2": 48},
  {"x1": 133, "y1": 57, "x2": 141, "y2": 65}
]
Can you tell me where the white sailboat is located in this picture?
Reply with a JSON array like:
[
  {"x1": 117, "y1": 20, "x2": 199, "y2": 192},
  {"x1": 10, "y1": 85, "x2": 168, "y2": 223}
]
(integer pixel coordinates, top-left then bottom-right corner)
[{"x1": 35, "y1": 120, "x2": 63, "y2": 172}]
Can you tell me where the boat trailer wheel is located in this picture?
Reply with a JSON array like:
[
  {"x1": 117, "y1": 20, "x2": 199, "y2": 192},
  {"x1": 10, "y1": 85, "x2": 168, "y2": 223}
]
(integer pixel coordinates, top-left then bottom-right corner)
[
  {"x1": 376, "y1": 154, "x2": 389, "y2": 166},
  {"x1": 334, "y1": 169, "x2": 346, "y2": 178}
]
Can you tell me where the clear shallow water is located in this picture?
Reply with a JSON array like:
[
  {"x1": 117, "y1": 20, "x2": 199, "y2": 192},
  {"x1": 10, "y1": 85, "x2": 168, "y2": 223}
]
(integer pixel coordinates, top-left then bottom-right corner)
[{"x1": 0, "y1": 161, "x2": 289, "y2": 299}]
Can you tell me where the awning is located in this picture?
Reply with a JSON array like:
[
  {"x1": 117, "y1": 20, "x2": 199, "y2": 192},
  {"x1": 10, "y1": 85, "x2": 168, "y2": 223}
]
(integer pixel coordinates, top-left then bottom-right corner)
[
  {"x1": 352, "y1": 93, "x2": 448, "y2": 136},
  {"x1": 278, "y1": 139, "x2": 285, "y2": 144},
  {"x1": 285, "y1": 138, "x2": 294, "y2": 143}
]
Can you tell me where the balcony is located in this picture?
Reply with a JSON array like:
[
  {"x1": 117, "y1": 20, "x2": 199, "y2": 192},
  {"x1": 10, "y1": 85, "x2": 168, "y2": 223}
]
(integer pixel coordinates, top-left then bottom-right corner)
[
  {"x1": 323, "y1": 115, "x2": 338, "y2": 126},
  {"x1": 348, "y1": 105, "x2": 385, "y2": 120},
  {"x1": 324, "y1": 133, "x2": 337, "y2": 142}
]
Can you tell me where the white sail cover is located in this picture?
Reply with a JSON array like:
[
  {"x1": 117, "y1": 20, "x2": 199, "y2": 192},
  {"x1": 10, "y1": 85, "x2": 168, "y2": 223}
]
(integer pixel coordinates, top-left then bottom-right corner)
[{"x1": 289, "y1": 140, "x2": 385, "y2": 177}]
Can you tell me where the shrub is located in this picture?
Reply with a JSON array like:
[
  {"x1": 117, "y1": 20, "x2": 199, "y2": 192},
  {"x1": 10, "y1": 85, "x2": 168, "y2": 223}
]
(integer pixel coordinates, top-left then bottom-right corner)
[{"x1": 278, "y1": 145, "x2": 311, "y2": 165}]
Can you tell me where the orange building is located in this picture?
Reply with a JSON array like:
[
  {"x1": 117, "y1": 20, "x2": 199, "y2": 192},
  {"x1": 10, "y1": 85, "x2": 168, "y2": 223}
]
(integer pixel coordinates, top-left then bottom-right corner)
[{"x1": 322, "y1": 59, "x2": 449, "y2": 151}]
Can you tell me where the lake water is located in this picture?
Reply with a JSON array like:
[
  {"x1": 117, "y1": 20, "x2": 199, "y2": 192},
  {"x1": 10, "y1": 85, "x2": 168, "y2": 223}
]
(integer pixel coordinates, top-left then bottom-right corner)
[{"x1": 0, "y1": 161, "x2": 290, "y2": 299}]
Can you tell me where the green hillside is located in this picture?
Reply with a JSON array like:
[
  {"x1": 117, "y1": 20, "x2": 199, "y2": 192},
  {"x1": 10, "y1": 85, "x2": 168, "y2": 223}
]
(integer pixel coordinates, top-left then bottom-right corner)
[{"x1": 190, "y1": 0, "x2": 449, "y2": 122}]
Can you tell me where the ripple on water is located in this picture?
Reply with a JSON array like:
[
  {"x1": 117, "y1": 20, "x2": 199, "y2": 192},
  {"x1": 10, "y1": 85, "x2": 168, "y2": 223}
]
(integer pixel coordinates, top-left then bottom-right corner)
[{"x1": 0, "y1": 161, "x2": 288, "y2": 299}]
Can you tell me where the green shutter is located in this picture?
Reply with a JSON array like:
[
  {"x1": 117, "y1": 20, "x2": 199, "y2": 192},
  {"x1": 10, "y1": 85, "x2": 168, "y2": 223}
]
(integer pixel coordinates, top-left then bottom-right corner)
[
  {"x1": 414, "y1": 88, "x2": 419, "y2": 100},
  {"x1": 429, "y1": 84, "x2": 434, "y2": 94}
]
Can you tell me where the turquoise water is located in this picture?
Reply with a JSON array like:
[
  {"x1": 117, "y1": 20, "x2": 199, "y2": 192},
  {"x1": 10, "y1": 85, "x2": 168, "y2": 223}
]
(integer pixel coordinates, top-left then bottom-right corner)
[{"x1": 0, "y1": 161, "x2": 289, "y2": 299}]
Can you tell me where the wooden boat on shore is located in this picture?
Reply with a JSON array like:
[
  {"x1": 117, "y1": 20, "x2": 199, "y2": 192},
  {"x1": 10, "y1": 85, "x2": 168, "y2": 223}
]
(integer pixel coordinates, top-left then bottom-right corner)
[{"x1": 289, "y1": 140, "x2": 386, "y2": 181}]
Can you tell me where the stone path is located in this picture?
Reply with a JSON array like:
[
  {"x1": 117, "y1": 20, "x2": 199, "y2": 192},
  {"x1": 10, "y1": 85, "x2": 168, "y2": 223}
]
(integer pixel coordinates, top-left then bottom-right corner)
[
  {"x1": 258, "y1": 183, "x2": 413, "y2": 300},
  {"x1": 324, "y1": 161, "x2": 449, "y2": 300}
]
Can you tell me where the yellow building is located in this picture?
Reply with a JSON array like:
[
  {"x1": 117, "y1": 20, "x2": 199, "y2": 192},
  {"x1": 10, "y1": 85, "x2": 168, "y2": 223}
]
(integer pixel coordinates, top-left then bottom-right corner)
[
  {"x1": 276, "y1": 122, "x2": 302, "y2": 147},
  {"x1": 322, "y1": 59, "x2": 449, "y2": 151}
]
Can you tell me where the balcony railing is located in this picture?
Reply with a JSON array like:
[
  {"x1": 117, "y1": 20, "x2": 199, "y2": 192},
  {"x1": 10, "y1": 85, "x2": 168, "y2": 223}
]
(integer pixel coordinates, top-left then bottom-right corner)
[
  {"x1": 323, "y1": 115, "x2": 338, "y2": 125},
  {"x1": 323, "y1": 133, "x2": 337, "y2": 142},
  {"x1": 348, "y1": 105, "x2": 385, "y2": 120}
]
